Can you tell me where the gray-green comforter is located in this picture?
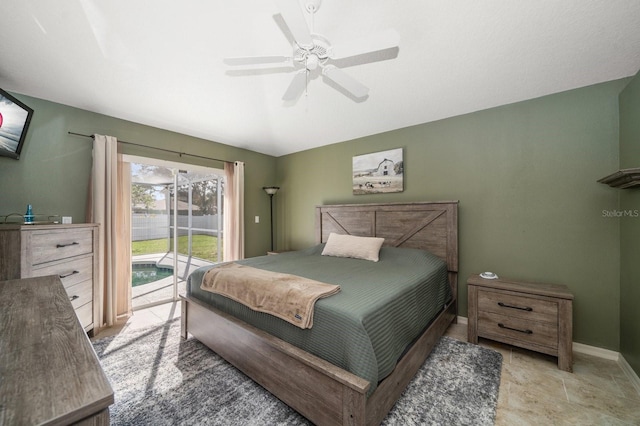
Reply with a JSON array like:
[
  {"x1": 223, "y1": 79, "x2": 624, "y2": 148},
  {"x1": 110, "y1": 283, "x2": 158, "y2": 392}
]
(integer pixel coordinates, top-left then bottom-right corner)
[{"x1": 187, "y1": 244, "x2": 451, "y2": 395}]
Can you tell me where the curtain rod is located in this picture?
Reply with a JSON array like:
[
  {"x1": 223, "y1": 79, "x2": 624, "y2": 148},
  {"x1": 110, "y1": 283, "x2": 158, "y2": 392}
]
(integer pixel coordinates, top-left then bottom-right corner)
[{"x1": 68, "y1": 131, "x2": 232, "y2": 164}]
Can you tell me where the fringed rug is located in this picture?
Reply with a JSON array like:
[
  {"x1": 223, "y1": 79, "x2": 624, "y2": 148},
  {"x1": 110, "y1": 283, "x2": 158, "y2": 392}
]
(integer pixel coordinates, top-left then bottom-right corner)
[{"x1": 93, "y1": 319, "x2": 502, "y2": 425}]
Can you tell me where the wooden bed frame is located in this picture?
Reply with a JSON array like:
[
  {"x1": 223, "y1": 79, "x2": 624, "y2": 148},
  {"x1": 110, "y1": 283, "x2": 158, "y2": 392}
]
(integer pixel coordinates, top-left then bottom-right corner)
[{"x1": 181, "y1": 201, "x2": 458, "y2": 425}]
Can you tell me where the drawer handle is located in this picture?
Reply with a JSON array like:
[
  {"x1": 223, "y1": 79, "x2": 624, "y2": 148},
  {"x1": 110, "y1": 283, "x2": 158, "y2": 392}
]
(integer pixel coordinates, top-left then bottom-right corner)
[
  {"x1": 498, "y1": 302, "x2": 533, "y2": 312},
  {"x1": 59, "y1": 270, "x2": 80, "y2": 279},
  {"x1": 69, "y1": 295, "x2": 80, "y2": 302},
  {"x1": 56, "y1": 242, "x2": 79, "y2": 248},
  {"x1": 498, "y1": 323, "x2": 533, "y2": 334}
]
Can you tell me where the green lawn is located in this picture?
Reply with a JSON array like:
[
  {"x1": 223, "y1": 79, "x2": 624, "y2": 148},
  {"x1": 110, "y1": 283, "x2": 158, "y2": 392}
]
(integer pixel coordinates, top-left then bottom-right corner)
[{"x1": 132, "y1": 235, "x2": 221, "y2": 262}]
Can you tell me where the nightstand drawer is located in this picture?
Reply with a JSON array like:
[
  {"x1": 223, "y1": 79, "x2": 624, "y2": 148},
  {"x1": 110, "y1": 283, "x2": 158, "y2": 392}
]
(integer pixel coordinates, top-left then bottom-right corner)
[
  {"x1": 478, "y1": 289, "x2": 558, "y2": 324},
  {"x1": 478, "y1": 311, "x2": 558, "y2": 350}
]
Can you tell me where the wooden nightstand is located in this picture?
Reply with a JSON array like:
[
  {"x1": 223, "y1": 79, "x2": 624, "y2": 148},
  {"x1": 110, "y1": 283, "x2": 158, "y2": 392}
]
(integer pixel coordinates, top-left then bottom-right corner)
[{"x1": 467, "y1": 274, "x2": 574, "y2": 372}]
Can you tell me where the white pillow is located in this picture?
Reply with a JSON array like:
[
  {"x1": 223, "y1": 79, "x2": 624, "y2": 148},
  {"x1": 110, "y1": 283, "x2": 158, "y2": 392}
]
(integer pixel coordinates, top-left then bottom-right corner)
[{"x1": 321, "y1": 233, "x2": 385, "y2": 262}]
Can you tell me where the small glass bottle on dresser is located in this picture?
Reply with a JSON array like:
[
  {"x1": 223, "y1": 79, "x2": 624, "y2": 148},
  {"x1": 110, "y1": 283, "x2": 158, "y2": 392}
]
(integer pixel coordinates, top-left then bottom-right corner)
[{"x1": 24, "y1": 204, "x2": 34, "y2": 224}]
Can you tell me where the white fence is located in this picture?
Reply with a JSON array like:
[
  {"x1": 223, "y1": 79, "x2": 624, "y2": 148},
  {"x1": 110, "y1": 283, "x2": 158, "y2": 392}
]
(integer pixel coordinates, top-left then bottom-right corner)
[{"x1": 132, "y1": 214, "x2": 222, "y2": 241}]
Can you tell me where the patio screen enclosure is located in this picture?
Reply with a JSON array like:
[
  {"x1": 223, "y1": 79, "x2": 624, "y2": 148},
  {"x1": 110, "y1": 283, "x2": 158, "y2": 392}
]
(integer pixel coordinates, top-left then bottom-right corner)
[{"x1": 131, "y1": 162, "x2": 224, "y2": 309}]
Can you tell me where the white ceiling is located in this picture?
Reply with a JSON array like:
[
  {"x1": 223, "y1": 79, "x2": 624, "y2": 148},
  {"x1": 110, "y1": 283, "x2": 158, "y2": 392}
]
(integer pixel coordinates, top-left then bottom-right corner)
[{"x1": 1, "y1": 1, "x2": 639, "y2": 157}]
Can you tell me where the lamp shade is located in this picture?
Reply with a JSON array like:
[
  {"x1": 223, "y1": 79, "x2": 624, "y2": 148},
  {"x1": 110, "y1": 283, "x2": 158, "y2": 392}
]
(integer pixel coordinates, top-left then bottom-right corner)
[{"x1": 263, "y1": 186, "x2": 280, "y2": 195}]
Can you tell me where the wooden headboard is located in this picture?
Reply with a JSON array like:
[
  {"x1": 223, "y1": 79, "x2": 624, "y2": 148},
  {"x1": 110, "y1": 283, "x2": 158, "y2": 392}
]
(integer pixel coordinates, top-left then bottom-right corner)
[{"x1": 315, "y1": 201, "x2": 459, "y2": 300}]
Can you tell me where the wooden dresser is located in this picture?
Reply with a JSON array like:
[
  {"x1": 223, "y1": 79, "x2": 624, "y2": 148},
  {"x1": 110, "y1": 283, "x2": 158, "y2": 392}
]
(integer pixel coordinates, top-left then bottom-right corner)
[
  {"x1": 467, "y1": 274, "x2": 574, "y2": 371},
  {"x1": 0, "y1": 275, "x2": 113, "y2": 425},
  {"x1": 0, "y1": 223, "x2": 99, "y2": 334}
]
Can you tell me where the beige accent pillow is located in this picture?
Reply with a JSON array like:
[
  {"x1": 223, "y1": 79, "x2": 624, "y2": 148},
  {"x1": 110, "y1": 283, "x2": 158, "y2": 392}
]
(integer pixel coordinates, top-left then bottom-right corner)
[{"x1": 321, "y1": 233, "x2": 385, "y2": 262}]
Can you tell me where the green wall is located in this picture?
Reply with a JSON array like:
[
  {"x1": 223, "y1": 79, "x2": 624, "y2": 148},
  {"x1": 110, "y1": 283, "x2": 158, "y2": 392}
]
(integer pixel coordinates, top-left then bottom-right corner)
[
  {"x1": 0, "y1": 94, "x2": 278, "y2": 259},
  {"x1": 2, "y1": 80, "x2": 633, "y2": 352},
  {"x1": 276, "y1": 79, "x2": 629, "y2": 350},
  {"x1": 619, "y1": 71, "x2": 640, "y2": 374}
]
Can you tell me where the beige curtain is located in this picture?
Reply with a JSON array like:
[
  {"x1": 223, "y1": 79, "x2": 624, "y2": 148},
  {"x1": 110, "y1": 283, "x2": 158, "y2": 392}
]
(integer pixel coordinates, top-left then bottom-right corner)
[
  {"x1": 223, "y1": 161, "x2": 245, "y2": 261},
  {"x1": 87, "y1": 134, "x2": 132, "y2": 328}
]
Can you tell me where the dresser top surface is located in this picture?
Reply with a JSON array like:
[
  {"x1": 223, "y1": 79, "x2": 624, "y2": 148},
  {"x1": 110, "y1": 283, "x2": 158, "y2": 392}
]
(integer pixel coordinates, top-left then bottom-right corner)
[
  {"x1": 0, "y1": 275, "x2": 113, "y2": 425},
  {"x1": 0, "y1": 223, "x2": 98, "y2": 231}
]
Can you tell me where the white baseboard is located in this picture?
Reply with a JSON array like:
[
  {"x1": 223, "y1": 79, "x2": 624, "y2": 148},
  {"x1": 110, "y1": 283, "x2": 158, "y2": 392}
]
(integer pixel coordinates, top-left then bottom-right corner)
[
  {"x1": 572, "y1": 342, "x2": 619, "y2": 360},
  {"x1": 456, "y1": 315, "x2": 640, "y2": 394},
  {"x1": 619, "y1": 353, "x2": 640, "y2": 396}
]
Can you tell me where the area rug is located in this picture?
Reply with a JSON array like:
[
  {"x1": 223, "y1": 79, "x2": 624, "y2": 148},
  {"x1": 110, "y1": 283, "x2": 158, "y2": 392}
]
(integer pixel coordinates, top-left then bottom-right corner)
[{"x1": 92, "y1": 319, "x2": 502, "y2": 425}]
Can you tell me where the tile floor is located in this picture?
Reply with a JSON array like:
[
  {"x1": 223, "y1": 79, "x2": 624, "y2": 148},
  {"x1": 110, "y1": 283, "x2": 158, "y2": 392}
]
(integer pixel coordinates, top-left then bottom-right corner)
[
  {"x1": 95, "y1": 303, "x2": 640, "y2": 425},
  {"x1": 444, "y1": 323, "x2": 640, "y2": 425}
]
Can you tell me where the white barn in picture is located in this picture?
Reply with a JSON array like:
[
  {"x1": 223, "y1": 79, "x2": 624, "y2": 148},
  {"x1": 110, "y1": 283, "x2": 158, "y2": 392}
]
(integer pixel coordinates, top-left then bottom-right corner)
[{"x1": 374, "y1": 158, "x2": 396, "y2": 177}]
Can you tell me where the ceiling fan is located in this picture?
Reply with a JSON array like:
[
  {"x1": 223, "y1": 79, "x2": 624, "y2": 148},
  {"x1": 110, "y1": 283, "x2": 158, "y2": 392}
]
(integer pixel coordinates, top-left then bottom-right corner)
[{"x1": 224, "y1": 0, "x2": 400, "y2": 102}]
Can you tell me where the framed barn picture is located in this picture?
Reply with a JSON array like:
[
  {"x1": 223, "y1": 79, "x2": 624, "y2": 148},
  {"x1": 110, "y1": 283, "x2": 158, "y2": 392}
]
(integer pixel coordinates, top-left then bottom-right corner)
[{"x1": 352, "y1": 148, "x2": 404, "y2": 195}]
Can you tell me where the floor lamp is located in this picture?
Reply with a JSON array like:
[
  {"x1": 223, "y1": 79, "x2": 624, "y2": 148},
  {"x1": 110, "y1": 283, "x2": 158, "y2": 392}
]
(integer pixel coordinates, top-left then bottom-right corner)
[{"x1": 263, "y1": 186, "x2": 280, "y2": 251}]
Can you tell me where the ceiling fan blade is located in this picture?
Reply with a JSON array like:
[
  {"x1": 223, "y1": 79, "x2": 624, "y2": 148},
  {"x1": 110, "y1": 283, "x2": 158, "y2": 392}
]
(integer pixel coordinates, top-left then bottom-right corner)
[
  {"x1": 224, "y1": 55, "x2": 292, "y2": 66},
  {"x1": 282, "y1": 70, "x2": 307, "y2": 101},
  {"x1": 329, "y1": 29, "x2": 400, "y2": 60},
  {"x1": 322, "y1": 66, "x2": 369, "y2": 99},
  {"x1": 274, "y1": 0, "x2": 313, "y2": 48}
]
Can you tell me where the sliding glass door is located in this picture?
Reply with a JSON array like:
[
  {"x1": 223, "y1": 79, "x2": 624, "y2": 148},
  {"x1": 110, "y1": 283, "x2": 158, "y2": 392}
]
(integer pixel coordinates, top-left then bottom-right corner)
[{"x1": 130, "y1": 158, "x2": 224, "y2": 310}]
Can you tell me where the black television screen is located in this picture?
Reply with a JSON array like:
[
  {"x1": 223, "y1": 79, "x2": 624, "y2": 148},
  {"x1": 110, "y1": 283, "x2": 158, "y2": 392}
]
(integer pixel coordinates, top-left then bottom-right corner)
[{"x1": 0, "y1": 88, "x2": 34, "y2": 160}]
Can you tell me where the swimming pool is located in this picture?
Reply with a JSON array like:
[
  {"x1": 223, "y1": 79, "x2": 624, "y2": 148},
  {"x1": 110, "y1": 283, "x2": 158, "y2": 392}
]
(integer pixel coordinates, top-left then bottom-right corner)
[{"x1": 131, "y1": 263, "x2": 174, "y2": 287}]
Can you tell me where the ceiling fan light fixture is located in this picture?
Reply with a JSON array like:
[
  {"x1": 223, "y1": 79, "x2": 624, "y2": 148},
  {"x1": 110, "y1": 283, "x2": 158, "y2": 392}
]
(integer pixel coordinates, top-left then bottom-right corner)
[{"x1": 306, "y1": 54, "x2": 319, "y2": 70}]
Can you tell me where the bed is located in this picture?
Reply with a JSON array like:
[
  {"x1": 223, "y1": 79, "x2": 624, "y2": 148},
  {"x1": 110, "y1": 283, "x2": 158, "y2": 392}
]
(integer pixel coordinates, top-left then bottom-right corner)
[{"x1": 180, "y1": 201, "x2": 458, "y2": 425}]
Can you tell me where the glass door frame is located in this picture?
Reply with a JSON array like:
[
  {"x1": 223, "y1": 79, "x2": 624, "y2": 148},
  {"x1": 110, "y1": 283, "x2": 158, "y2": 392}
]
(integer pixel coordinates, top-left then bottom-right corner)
[{"x1": 125, "y1": 154, "x2": 224, "y2": 311}]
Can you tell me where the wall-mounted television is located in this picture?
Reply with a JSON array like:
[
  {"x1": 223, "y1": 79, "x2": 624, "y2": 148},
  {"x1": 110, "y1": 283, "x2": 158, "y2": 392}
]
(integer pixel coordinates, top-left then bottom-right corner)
[{"x1": 0, "y1": 88, "x2": 34, "y2": 160}]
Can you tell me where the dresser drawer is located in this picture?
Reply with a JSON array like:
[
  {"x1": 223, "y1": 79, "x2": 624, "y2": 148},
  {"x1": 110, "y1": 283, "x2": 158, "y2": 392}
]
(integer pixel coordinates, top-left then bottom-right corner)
[
  {"x1": 30, "y1": 254, "x2": 94, "y2": 288},
  {"x1": 478, "y1": 288, "x2": 558, "y2": 324},
  {"x1": 478, "y1": 311, "x2": 558, "y2": 351},
  {"x1": 75, "y1": 301, "x2": 94, "y2": 330},
  {"x1": 65, "y1": 280, "x2": 93, "y2": 310},
  {"x1": 30, "y1": 228, "x2": 94, "y2": 265}
]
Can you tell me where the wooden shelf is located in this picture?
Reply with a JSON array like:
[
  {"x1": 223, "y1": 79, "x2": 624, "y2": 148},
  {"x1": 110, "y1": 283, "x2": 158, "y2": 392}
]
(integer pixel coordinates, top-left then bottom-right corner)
[{"x1": 597, "y1": 168, "x2": 640, "y2": 189}]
